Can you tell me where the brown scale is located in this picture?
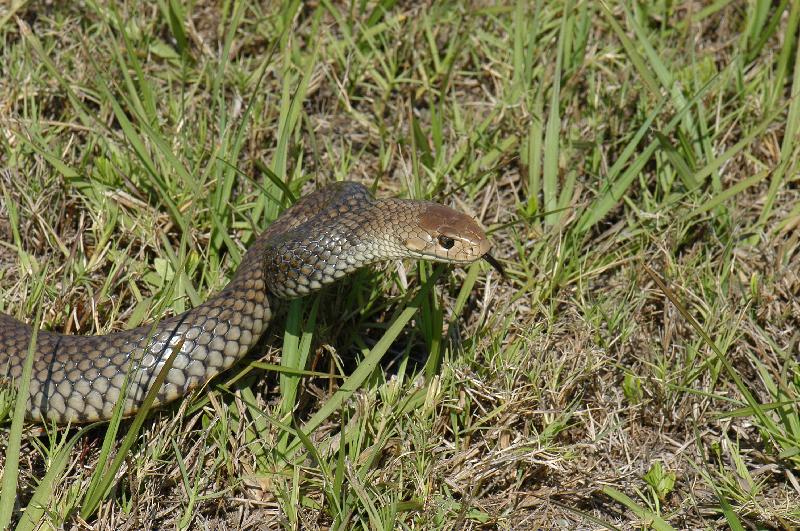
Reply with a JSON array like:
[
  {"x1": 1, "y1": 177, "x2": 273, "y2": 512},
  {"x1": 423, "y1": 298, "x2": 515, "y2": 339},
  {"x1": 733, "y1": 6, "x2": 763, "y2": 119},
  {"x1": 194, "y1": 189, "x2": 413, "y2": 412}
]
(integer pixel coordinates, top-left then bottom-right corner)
[{"x1": 0, "y1": 182, "x2": 499, "y2": 424}]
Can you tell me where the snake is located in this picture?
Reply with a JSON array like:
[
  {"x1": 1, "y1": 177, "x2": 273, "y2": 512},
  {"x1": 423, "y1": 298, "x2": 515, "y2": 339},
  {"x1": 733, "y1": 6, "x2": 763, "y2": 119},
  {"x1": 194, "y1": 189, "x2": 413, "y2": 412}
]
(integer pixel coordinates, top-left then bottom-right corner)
[{"x1": 0, "y1": 181, "x2": 501, "y2": 424}]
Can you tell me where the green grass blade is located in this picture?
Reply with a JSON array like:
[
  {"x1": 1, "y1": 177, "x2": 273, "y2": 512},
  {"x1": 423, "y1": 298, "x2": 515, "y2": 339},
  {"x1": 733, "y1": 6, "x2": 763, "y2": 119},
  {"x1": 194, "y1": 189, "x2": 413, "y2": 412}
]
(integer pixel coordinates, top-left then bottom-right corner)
[
  {"x1": 601, "y1": 486, "x2": 675, "y2": 531},
  {"x1": 682, "y1": 169, "x2": 769, "y2": 221},
  {"x1": 763, "y1": 24, "x2": 800, "y2": 229},
  {"x1": 15, "y1": 424, "x2": 96, "y2": 531},
  {"x1": 285, "y1": 272, "x2": 440, "y2": 458},
  {"x1": 80, "y1": 340, "x2": 181, "y2": 518},
  {"x1": 0, "y1": 309, "x2": 42, "y2": 529},
  {"x1": 542, "y1": 1, "x2": 567, "y2": 225},
  {"x1": 278, "y1": 297, "x2": 319, "y2": 452},
  {"x1": 265, "y1": 12, "x2": 321, "y2": 221},
  {"x1": 599, "y1": 1, "x2": 659, "y2": 95},
  {"x1": 643, "y1": 266, "x2": 789, "y2": 452}
]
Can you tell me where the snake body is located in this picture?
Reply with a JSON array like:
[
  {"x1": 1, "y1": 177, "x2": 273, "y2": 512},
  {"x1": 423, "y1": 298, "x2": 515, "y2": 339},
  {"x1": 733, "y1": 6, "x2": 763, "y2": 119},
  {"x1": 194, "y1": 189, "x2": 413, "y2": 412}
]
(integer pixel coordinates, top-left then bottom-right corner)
[{"x1": 0, "y1": 182, "x2": 494, "y2": 424}]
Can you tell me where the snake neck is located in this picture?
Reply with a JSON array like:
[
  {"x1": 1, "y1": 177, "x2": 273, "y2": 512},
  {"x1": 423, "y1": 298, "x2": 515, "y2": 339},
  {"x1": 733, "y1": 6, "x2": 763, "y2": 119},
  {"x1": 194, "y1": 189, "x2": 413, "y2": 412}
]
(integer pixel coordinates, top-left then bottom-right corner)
[{"x1": 262, "y1": 199, "x2": 421, "y2": 299}]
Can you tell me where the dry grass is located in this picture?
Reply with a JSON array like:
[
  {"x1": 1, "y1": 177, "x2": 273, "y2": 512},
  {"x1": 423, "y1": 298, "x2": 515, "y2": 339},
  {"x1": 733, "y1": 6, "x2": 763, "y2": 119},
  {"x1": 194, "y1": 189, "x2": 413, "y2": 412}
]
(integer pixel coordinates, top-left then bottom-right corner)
[{"x1": 2, "y1": 0, "x2": 800, "y2": 529}]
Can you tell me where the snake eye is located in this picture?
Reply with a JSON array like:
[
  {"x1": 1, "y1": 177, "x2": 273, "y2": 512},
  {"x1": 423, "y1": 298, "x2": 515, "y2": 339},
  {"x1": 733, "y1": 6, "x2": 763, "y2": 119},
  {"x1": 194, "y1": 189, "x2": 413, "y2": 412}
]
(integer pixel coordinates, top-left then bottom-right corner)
[{"x1": 437, "y1": 235, "x2": 455, "y2": 249}]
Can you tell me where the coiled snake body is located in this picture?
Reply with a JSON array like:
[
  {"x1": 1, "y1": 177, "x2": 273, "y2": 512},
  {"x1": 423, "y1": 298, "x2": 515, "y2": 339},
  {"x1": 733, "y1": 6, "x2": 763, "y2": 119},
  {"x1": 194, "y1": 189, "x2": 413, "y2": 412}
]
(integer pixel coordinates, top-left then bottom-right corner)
[{"x1": 0, "y1": 182, "x2": 498, "y2": 424}]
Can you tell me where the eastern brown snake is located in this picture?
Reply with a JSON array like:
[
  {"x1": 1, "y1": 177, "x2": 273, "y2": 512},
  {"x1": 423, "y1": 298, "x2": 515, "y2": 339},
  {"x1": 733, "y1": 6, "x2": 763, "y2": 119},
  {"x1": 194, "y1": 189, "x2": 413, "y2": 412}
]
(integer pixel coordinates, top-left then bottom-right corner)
[{"x1": 0, "y1": 181, "x2": 499, "y2": 423}]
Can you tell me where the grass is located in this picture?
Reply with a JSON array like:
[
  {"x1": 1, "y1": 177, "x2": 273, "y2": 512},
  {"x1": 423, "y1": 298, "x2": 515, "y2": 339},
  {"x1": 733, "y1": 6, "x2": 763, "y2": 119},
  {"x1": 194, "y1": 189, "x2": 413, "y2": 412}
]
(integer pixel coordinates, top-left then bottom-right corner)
[{"x1": 1, "y1": 0, "x2": 800, "y2": 528}]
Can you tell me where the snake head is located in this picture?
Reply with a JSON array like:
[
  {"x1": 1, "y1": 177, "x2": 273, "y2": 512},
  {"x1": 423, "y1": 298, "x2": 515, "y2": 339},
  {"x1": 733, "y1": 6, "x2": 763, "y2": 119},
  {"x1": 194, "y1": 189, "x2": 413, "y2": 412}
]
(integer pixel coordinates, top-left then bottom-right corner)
[{"x1": 401, "y1": 203, "x2": 503, "y2": 276}]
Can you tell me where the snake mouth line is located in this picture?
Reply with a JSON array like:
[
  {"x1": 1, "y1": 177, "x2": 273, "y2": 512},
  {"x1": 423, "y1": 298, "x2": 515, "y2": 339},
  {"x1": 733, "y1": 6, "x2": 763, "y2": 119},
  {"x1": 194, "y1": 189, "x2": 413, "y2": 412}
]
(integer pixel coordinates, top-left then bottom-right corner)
[{"x1": 482, "y1": 253, "x2": 505, "y2": 278}]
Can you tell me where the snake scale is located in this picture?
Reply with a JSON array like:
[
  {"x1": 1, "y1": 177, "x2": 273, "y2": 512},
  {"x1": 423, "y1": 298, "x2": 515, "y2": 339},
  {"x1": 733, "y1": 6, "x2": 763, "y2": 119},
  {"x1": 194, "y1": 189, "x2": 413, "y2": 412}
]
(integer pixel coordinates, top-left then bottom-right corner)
[{"x1": 0, "y1": 181, "x2": 499, "y2": 424}]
